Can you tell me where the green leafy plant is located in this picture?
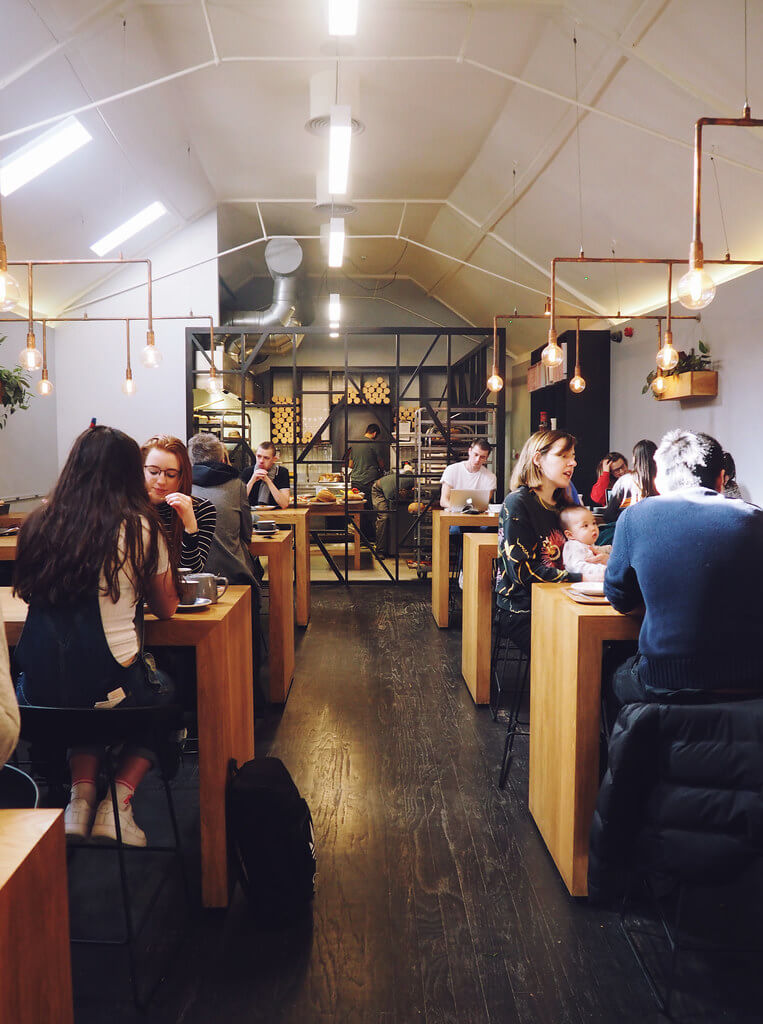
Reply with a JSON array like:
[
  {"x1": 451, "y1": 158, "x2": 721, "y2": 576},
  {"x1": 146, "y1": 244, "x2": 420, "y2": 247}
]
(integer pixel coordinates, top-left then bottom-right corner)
[
  {"x1": 642, "y1": 339, "x2": 711, "y2": 395},
  {"x1": 0, "y1": 335, "x2": 32, "y2": 428}
]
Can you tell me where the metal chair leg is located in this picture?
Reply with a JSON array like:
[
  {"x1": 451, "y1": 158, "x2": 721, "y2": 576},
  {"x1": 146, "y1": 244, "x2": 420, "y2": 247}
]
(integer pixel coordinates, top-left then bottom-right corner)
[{"x1": 498, "y1": 652, "x2": 530, "y2": 789}]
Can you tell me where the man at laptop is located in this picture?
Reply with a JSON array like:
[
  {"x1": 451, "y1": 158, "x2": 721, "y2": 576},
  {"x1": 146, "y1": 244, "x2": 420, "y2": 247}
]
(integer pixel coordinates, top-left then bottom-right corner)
[{"x1": 440, "y1": 438, "x2": 496, "y2": 510}]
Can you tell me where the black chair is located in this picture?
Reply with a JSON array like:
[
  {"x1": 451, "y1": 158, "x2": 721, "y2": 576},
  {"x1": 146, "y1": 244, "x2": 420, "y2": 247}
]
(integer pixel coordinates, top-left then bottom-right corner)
[
  {"x1": 490, "y1": 609, "x2": 530, "y2": 789},
  {"x1": 589, "y1": 698, "x2": 763, "y2": 1016},
  {"x1": 18, "y1": 704, "x2": 190, "y2": 1011}
]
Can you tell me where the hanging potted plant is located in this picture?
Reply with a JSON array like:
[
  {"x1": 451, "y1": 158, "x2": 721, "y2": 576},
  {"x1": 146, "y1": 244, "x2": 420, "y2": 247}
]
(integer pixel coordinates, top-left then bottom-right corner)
[
  {"x1": 642, "y1": 340, "x2": 717, "y2": 400},
  {"x1": 0, "y1": 335, "x2": 32, "y2": 428}
]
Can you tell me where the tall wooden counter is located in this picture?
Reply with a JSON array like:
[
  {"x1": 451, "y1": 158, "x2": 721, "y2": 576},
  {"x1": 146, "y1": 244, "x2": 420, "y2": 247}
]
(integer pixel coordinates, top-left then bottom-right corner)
[
  {"x1": 431, "y1": 509, "x2": 498, "y2": 627},
  {"x1": 528, "y1": 583, "x2": 640, "y2": 896}
]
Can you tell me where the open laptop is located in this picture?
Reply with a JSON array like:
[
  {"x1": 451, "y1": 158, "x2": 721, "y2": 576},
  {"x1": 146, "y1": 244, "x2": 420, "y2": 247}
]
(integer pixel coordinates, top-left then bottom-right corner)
[{"x1": 448, "y1": 489, "x2": 491, "y2": 513}]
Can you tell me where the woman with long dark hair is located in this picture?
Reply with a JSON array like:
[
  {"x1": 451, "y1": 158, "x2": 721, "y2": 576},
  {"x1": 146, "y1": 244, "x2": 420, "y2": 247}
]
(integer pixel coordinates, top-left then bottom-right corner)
[
  {"x1": 495, "y1": 429, "x2": 582, "y2": 653},
  {"x1": 14, "y1": 425, "x2": 179, "y2": 845},
  {"x1": 141, "y1": 434, "x2": 216, "y2": 573},
  {"x1": 603, "y1": 439, "x2": 658, "y2": 523}
]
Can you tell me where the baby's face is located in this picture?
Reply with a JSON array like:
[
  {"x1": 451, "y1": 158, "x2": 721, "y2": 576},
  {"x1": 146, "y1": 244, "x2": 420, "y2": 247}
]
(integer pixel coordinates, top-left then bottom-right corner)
[{"x1": 566, "y1": 511, "x2": 599, "y2": 546}]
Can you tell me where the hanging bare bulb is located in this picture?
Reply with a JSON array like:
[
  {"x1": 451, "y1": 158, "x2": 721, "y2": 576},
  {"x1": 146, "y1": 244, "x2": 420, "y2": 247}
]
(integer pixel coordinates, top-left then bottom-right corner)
[
  {"x1": 677, "y1": 264, "x2": 715, "y2": 310},
  {"x1": 36, "y1": 370, "x2": 53, "y2": 396},
  {"x1": 656, "y1": 328, "x2": 679, "y2": 371},
  {"x1": 122, "y1": 369, "x2": 136, "y2": 395},
  {"x1": 141, "y1": 328, "x2": 162, "y2": 368},
  {"x1": 487, "y1": 372, "x2": 504, "y2": 392},
  {"x1": 569, "y1": 373, "x2": 586, "y2": 394},
  {"x1": 543, "y1": 296, "x2": 551, "y2": 316},
  {"x1": 207, "y1": 366, "x2": 224, "y2": 394},
  {"x1": 651, "y1": 371, "x2": 666, "y2": 396},
  {"x1": 18, "y1": 330, "x2": 43, "y2": 370},
  {"x1": 541, "y1": 328, "x2": 564, "y2": 368}
]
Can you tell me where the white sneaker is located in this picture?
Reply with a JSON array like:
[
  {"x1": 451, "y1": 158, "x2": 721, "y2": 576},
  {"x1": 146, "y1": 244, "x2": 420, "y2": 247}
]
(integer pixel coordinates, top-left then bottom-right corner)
[
  {"x1": 91, "y1": 795, "x2": 147, "y2": 847},
  {"x1": 64, "y1": 797, "x2": 95, "y2": 840},
  {"x1": 458, "y1": 570, "x2": 464, "y2": 590}
]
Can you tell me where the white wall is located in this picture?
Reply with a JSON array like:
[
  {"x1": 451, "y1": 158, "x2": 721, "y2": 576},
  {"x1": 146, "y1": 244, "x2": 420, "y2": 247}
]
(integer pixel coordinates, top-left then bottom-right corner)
[
  {"x1": 610, "y1": 267, "x2": 763, "y2": 504},
  {"x1": 0, "y1": 319, "x2": 59, "y2": 506},
  {"x1": 54, "y1": 211, "x2": 218, "y2": 463}
]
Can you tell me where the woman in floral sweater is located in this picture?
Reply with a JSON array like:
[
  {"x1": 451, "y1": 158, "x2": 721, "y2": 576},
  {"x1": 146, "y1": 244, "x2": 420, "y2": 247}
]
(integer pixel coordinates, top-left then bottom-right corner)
[{"x1": 495, "y1": 430, "x2": 582, "y2": 653}]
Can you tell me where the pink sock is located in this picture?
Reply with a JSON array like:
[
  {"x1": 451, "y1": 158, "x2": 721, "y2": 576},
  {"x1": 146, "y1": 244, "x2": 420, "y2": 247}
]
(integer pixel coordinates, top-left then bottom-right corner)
[{"x1": 114, "y1": 780, "x2": 135, "y2": 809}]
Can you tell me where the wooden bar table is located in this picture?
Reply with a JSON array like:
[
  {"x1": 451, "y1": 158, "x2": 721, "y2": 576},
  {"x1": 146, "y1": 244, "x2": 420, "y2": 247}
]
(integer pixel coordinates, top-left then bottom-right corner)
[
  {"x1": 528, "y1": 583, "x2": 640, "y2": 896},
  {"x1": 460, "y1": 533, "x2": 499, "y2": 704},
  {"x1": 0, "y1": 809, "x2": 73, "y2": 1024},
  {"x1": 2, "y1": 586, "x2": 254, "y2": 909},
  {"x1": 306, "y1": 501, "x2": 364, "y2": 571},
  {"x1": 253, "y1": 507, "x2": 311, "y2": 626},
  {"x1": 431, "y1": 509, "x2": 498, "y2": 627},
  {"x1": 249, "y1": 530, "x2": 295, "y2": 703}
]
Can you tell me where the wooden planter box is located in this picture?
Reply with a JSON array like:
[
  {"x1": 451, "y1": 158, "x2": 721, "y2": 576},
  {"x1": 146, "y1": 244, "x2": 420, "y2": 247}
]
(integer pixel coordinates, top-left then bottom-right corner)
[{"x1": 656, "y1": 370, "x2": 717, "y2": 401}]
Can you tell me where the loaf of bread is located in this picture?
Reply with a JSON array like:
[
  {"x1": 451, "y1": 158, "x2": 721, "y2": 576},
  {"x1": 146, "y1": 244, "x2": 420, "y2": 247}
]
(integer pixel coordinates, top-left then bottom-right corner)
[
  {"x1": 408, "y1": 501, "x2": 426, "y2": 514},
  {"x1": 316, "y1": 489, "x2": 337, "y2": 503}
]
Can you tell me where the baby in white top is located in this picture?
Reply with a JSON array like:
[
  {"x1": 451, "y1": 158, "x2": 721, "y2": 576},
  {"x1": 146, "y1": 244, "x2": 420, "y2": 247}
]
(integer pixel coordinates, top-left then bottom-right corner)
[{"x1": 560, "y1": 506, "x2": 612, "y2": 581}]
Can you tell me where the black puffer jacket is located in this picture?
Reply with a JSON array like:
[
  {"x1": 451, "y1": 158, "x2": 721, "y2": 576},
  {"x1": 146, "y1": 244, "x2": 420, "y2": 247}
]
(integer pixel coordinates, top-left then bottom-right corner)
[{"x1": 588, "y1": 699, "x2": 763, "y2": 904}]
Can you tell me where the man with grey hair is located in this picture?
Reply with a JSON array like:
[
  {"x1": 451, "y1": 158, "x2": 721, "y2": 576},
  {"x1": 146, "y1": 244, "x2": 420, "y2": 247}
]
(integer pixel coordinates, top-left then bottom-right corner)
[{"x1": 604, "y1": 429, "x2": 763, "y2": 708}]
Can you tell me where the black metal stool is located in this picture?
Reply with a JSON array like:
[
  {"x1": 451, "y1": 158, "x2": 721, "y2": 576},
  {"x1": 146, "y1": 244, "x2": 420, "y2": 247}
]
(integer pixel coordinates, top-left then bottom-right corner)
[
  {"x1": 19, "y1": 704, "x2": 191, "y2": 1011},
  {"x1": 490, "y1": 617, "x2": 531, "y2": 788}
]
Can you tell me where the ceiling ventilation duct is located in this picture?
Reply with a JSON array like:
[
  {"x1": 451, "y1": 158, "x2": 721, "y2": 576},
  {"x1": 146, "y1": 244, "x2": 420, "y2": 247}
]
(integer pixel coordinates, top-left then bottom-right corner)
[{"x1": 224, "y1": 237, "x2": 311, "y2": 360}]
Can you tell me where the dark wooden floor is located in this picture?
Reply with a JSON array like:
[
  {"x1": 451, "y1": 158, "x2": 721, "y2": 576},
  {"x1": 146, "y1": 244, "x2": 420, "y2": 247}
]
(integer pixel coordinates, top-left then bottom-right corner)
[{"x1": 71, "y1": 585, "x2": 763, "y2": 1023}]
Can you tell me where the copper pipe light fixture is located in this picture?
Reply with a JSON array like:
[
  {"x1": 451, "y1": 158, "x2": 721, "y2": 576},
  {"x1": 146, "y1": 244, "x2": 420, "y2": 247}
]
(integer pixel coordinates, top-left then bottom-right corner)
[
  {"x1": 487, "y1": 318, "x2": 504, "y2": 392},
  {"x1": 656, "y1": 265, "x2": 679, "y2": 371},
  {"x1": 652, "y1": 321, "x2": 666, "y2": 395},
  {"x1": 569, "y1": 322, "x2": 585, "y2": 393},
  {"x1": 122, "y1": 321, "x2": 136, "y2": 395},
  {"x1": 18, "y1": 264, "x2": 43, "y2": 370},
  {"x1": 36, "y1": 321, "x2": 53, "y2": 396}
]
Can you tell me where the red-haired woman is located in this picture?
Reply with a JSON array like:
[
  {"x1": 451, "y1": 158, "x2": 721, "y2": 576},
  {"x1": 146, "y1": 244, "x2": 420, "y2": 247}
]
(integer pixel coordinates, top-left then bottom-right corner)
[{"x1": 141, "y1": 435, "x2": 216, "y2": 573}]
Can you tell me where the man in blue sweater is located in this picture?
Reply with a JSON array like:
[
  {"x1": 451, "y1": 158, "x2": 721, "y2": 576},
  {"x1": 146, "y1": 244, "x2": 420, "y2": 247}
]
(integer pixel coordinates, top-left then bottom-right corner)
[{"x1": 604, "y1": 429, "x2": 763, "y2": 706}]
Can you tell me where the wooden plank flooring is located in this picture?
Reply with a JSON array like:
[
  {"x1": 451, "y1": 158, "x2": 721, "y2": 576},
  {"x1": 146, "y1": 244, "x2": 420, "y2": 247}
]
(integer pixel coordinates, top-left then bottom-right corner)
[{"x1": 70, "y1": 585, "x2": 763, "y2": 1023}]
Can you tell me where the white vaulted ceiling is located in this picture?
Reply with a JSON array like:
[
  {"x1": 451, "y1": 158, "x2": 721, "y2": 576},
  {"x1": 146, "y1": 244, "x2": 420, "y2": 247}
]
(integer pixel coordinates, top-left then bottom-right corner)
[{"x1": 1, "y1": 0, "x2": 762, "y2": 354}]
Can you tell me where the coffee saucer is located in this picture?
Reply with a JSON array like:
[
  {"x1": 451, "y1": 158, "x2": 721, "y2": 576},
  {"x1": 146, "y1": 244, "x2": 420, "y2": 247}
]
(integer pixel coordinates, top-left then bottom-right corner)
[{"x1": 176, "y1": 597, "x2": 213, "y2": 612}]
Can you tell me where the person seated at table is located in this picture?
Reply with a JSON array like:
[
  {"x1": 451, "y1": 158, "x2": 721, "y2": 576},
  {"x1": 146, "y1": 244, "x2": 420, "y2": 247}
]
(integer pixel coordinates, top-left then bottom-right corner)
[
  {"x1": 439, "y1": 438, "x2": 496, "y2": 510},
  {"x1": 371, "y1": 463, "x2": 415, "y2": 557},
  {"x1": 0, "y1": 607, "x2": 20, "y2": 765},
  {"x1": 721, "y1": 450, "x2": 743, "y2": 499},
  {"x1": 601, "y1": 439, "x2": 657, "y2": 523},
  {"x1": 189, "y1": 433, "x2": 264, "y2": 707},
  {"x1": 604, "y1": 429, "x2": 763, "y2": 711},
  {"x1": 495, "y1": 430, "x2": 582, "y2": 654},
  {"x1": 13, "y1": 425, "x2": 179, "y2": 845},
  {"x1": 590, "y1": 451, "x2": 628, "y2": 506},
  {"x1": 560, "y1": 505, "x2": 611, "y2": 582},
  {"x1": 242, "y1": 441, "x2": 290, "y2": 510},
  {"x1": 141, "y1": 434, "x2": 216, "y2": 572}
]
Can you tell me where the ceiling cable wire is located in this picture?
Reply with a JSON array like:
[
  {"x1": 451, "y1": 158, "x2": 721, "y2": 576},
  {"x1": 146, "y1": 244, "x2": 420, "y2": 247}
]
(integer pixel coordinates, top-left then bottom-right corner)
[
  {"x1": 611, "y1": 243, "x2": 621, "y2": 317},
  {"x1": 573, "y1": 32, "x2": 585, "y2": 257},
  {"x1": 710, "y1": 153, "x2": 732, "y2": 259},
  {"x1": 744, "y1": 0, "x2": 749, "y2": 110},
  {"x1": 512, "y1": 165, "x2": 518, "y2": 312}
]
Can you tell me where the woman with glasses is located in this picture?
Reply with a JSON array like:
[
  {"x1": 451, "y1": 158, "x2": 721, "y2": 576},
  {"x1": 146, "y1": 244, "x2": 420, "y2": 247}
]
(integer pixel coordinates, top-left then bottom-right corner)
[{"x1": 141, "y1": 435, "x2": 216, "y2": 574}]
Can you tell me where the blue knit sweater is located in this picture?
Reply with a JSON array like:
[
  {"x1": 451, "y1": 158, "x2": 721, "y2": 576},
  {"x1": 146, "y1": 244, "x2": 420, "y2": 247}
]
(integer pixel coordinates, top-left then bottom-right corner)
[{"x1": 604, "y1": 487, "x2": 763, "y2": 694}]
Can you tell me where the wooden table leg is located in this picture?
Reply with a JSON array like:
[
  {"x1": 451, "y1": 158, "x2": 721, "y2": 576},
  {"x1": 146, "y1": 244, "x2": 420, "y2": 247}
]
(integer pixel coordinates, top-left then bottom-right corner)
[
  {"x1": 292, "y1": 514, "x2": 311, "y2": 626},
  {"x1": 461, "y1": 536, "x2": 495, "y2": 704},
  {"x1": 431, "y1": 511, "x2": 450, "y2": 627},
  {"x1": 0, "y1": 810, "x2": 73, "y2": 1024},
  {"x1": 195, "y1": 590, "x2": 254, "y2": 907},
  {"x1": 267, "y1": 539, "x2": 295, "y2": 704}
]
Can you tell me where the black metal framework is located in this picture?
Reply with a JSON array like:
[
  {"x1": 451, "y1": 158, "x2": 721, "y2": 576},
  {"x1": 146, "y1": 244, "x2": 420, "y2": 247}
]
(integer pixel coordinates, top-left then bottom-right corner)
[{"x1": 187, "y1": 326, "x2": 506, "y2": 584}]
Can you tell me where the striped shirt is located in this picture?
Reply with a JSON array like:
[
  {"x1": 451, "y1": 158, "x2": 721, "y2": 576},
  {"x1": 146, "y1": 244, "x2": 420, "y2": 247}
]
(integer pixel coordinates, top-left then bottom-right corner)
[{"x1": 157, "y1": 496, "x2": 216, "y2": 573}]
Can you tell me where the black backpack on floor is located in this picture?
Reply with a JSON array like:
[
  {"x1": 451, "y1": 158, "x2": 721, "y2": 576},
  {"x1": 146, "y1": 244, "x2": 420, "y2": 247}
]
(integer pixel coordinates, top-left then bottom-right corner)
[{"x1": 227, "y1": 757, "x2": 316, "y2": 924}]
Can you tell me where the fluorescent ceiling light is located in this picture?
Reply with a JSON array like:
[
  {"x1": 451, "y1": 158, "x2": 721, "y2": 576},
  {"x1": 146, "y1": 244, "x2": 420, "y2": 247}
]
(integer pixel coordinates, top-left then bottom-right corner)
[
  {"x1": 0, "y1": 117, "x2": 92, "y2": 196},
  {"x1": 329, "y1": 293, "x2": 341, "y2": 323},
  {"x1": 328, "y1": 105, "x2": 352, "y2": 195},
  {"x1": 90, "y1": 201, "x2": 167, "y2": 256},
  {"x1": 328, "y1": 218, "x2": 345, "y2": 268},
  {"x1": 330, "y1": 331, "x2": 340, "y2": 338},
  {"x1": 329, "y1": 0, "x2": 358, "y2": 36}
]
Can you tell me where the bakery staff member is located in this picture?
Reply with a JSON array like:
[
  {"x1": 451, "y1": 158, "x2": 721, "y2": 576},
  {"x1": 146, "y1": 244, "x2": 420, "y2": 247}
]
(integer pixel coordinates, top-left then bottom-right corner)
[{"x1": 242, "y1": 441, "x2": 291, "y2": 509}]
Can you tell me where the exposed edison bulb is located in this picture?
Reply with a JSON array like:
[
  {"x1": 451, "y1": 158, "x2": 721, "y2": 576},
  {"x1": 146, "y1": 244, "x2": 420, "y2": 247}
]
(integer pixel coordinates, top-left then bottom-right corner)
[
  {"x1": 569, "y1": 374, "x2": 586, "y2": 394},
  {"x1": 677, "y1": 266, "x2": 716, "y2": 310},
  {"x1": 656, "y1": 334, "x2": 679, "y2": 371},
  {"x1": 651, "y1": 373, "x2": 666, "y2": 396},
  {"x1": 141, "y1": 343, "x2": 163, "y2": 368},
  {"x1": 541, "y1": 330, "x2": 564, "y2": 368},
  {"x1": 0, "y1": 269, "x2": 21, "y2": 312},
  {"x1": 207, "y1": 368, "x2": 224, "y2": 394},
  {"x1": 487, "y1": 373, "x2": 504, "y2": 392},
  {"x1": 36, "y1": 374, "x2": 53, "y2": 396},
  {"x1": 543, "y1": 296, "x2": 551, "y2": 316},
  {"x1": 122, "y1": 371, "x2": 136, "y2": 395},
  {"x1": 18, "y1": 336, "x2": 43, "y2": 370}
]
